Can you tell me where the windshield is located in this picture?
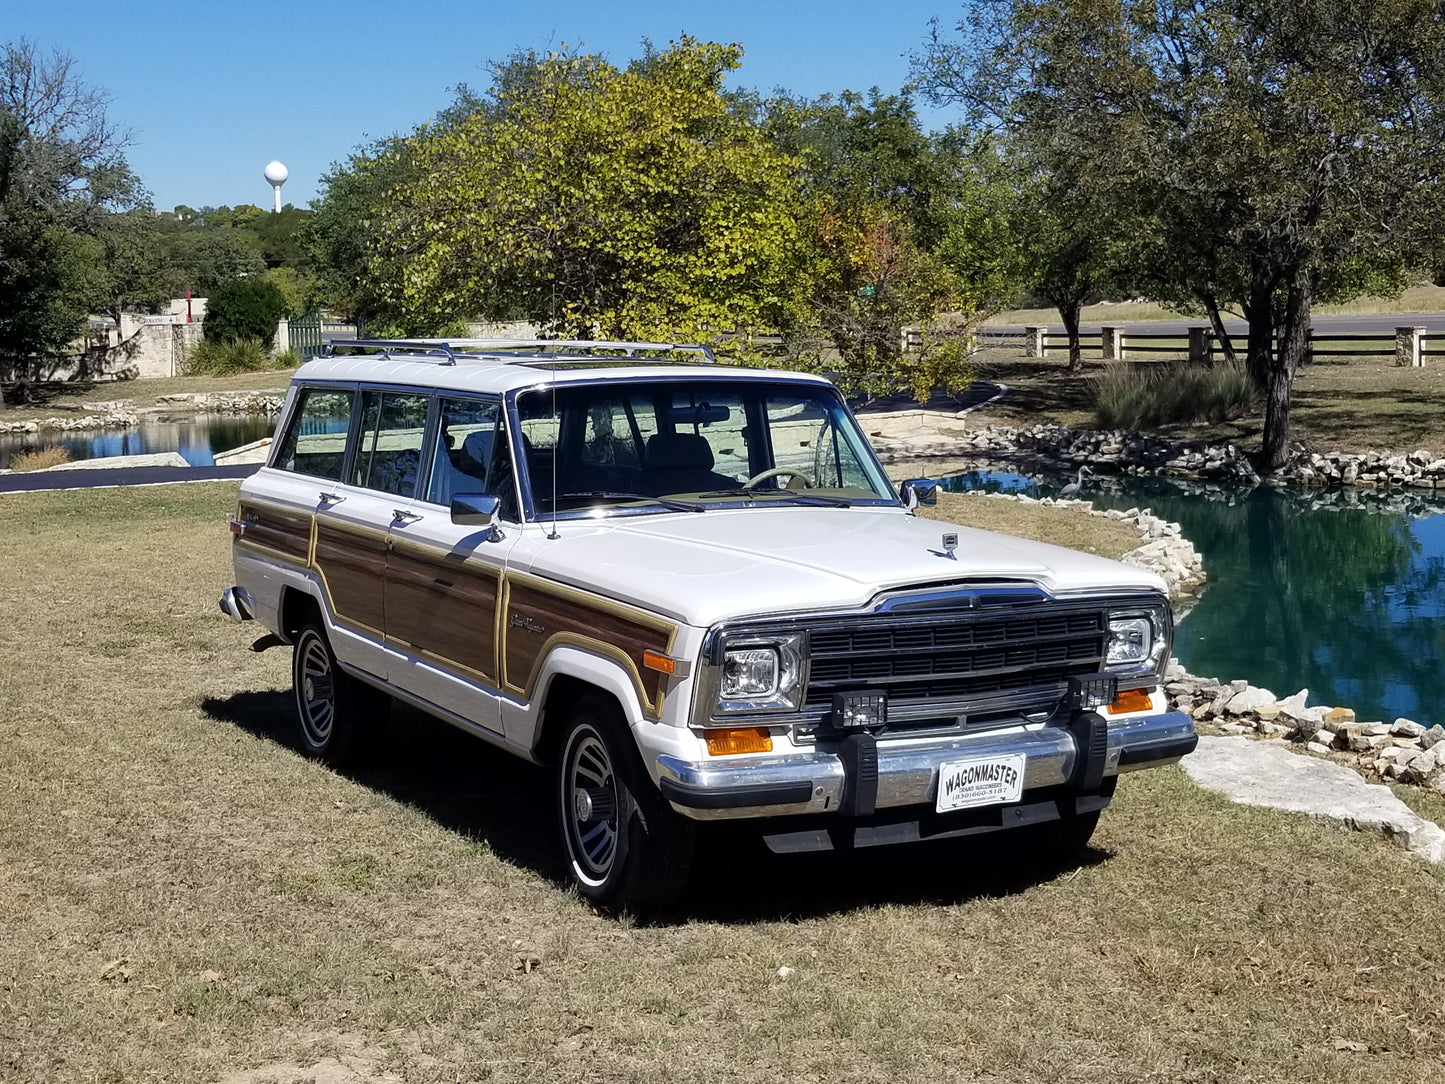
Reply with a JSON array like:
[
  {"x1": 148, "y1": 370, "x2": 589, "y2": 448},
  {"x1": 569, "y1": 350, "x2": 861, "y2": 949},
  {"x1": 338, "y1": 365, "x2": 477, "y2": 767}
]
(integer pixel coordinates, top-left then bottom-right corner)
[{"x1": 512, "y1": 379, "x2": 897, "y2": 518}]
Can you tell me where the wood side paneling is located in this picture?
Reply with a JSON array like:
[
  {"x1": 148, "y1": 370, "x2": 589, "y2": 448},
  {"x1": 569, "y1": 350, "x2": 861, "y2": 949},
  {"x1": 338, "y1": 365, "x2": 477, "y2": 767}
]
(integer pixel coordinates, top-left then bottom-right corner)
[
  {"x1": 386, "y1": 538, "x2": 501, "y2": 682},
  {"x1": 236, "y1": 500, "x2": 311, "y2": 564},
  {"x1": 503, "y1": 577, "x2": 675, "y2": 716},
  {"x1": 313, "y1": 520, "x2": 387, "y2": 634}
]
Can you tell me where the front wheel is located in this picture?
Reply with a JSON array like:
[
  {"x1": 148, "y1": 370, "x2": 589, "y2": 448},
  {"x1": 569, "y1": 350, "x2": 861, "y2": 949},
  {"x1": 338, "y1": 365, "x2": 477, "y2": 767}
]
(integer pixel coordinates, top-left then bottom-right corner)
[
  {"x1": 557, "y1": 695, "x2": 694, "y2": 912},
  {"x1": 291, "y1": 618, "x2": 387, "y2": 765}
]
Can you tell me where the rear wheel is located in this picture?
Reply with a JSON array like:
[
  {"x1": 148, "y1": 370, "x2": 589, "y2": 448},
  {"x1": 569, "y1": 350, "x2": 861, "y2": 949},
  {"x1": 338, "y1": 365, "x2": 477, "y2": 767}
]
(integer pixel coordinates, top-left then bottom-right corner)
[
  {"x1": 557, "y1": 694, "x2": 694, "y2": 912},
  {"x1": 291, "y1": 618, "x2": 387, "y2": 765}
]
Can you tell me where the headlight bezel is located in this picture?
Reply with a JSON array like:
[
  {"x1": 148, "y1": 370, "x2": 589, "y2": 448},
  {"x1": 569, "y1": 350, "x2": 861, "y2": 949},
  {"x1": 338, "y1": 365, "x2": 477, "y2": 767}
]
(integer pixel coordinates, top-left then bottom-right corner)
[
  {"x1": 1104, "y1": 603, "x2": 1171, "y2": 683},
  {"x1": 700, "y1": 629, "x2": 808, "y2": 718}
]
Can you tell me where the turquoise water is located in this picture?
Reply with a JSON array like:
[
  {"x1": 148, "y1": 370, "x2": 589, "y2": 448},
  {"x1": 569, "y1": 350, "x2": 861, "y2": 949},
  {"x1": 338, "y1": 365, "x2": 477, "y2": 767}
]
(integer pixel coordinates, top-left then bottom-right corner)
[
  {"x1": 939, "y1": 468, "x2": 1445, "y2": 727},
  {"x1": 0, "y1": 414, "x2": 275, "y2": 468}
]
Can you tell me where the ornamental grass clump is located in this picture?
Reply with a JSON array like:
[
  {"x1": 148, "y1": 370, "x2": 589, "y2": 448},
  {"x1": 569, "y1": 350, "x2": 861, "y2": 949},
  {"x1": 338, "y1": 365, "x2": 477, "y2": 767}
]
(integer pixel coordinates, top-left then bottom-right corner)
[
  {"x1": 182, "y1": 337, "x2": 273, "y2": 376},
  {"x1": 1093, "y1": 359, "x2": 1256, "y2": 429},
  {"x1": 8, "y1": 445, "x2": 72, "y2": 472}
]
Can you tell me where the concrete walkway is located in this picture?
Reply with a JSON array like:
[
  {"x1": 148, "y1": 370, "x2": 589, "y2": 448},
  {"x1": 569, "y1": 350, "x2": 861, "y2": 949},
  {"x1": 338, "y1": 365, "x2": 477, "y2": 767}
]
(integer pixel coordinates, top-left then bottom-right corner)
[
  {"x1": 0, "y1": 462, "x2": 258, "y2": 494},
  {"x1": 1183, "y1": 735, "x2": 1445, "y2": 863}
]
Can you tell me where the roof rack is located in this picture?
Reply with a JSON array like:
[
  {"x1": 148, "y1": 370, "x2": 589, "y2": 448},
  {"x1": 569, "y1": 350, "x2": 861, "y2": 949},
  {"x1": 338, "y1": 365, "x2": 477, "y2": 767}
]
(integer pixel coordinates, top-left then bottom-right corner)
[{"x1": 324, "y1": 338, "x2": 716, "y2": 365}]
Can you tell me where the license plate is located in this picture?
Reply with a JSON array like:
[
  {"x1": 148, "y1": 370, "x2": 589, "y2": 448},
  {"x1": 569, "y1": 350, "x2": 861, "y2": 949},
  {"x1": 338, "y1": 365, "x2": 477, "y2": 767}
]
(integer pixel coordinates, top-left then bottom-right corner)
[{"x1": 936, "y1": 754, "x2": 1026, "y2": 813}]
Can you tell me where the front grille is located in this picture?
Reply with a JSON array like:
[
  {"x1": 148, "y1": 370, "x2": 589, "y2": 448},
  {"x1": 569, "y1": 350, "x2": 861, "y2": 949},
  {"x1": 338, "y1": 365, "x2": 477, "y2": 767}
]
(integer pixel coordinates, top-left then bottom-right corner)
[{"x1": 804, "y1": 605, "x2": 1107, "y2": 713}]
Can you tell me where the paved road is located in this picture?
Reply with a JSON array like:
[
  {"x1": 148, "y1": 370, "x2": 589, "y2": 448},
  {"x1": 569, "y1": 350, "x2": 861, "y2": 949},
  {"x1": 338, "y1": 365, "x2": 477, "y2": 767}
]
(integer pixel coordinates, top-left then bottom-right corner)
[
  {"x1": 981, "y1": 312, "x2": 1445, "y2": 337},
  {"x1": 0, "y1": 463, "x2": 259, "y2": 494}
]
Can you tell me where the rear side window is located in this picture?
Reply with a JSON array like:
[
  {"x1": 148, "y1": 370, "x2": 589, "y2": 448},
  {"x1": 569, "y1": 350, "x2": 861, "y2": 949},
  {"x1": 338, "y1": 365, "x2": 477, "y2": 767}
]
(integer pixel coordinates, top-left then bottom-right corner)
[
  {"x1": 273, "y1": 387, "x2": 354, "y2": 480},
  {"x1": 352, "y1": 390, "x2": 430, "y2": 497}
]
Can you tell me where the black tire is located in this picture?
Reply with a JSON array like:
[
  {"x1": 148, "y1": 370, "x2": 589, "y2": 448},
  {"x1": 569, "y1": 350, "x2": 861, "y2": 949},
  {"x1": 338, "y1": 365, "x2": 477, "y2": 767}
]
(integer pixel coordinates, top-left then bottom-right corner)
[
  {"x1": 1034, "y1": 810, "x2": 1101, "y2": 863},
  {"x1": 557, "y1": 694, "x2": 694, "y2": 912},
  {"x1": 291, "y1": 618, "x2": 388, "y2": 766}
]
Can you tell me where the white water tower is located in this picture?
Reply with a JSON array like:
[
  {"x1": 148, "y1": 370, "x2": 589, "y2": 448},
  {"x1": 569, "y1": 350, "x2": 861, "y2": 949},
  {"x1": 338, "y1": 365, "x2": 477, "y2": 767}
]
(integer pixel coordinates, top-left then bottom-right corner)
[{"x1": 264, "y1": 160, "x2": 288, "y2": 212}]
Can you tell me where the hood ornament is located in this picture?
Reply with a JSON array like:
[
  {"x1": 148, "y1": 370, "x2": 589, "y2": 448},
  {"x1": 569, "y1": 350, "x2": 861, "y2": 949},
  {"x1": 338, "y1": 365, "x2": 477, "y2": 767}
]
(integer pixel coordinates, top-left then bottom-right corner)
[{"x1": 937, "y1": 533, "x2": 959, "y2": 560}]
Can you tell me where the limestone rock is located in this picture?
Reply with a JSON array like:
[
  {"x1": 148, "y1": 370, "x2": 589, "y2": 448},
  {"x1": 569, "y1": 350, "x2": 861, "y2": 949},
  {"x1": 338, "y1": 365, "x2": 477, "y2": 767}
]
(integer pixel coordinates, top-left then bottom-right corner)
[
  {"x1": 1324, "y1": 706, "x2": 1357, "y2": 727},
  {"x1": 1422, "y1": 725, "x2": 1445, "y2": 750},
  {"x1": 1225, "y1": 686, "x2": 1277, "y2": 715}
]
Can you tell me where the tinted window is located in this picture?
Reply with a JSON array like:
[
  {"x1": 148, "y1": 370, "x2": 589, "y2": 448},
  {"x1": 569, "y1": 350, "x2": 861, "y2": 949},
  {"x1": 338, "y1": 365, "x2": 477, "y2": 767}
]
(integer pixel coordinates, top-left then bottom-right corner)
[
  {"x1": 273, "y1": 388, "x2": 354, "y2": 480},
  {"x1": 351, "y1": 390, "x2": 430, "y2": 497}
]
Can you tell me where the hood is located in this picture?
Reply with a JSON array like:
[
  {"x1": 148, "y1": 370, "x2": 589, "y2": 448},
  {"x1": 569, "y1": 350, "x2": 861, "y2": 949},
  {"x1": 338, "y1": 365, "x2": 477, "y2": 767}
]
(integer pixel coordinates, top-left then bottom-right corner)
[{"x1": 520, "y1": 506, "x2": 1165, "y2": 627}]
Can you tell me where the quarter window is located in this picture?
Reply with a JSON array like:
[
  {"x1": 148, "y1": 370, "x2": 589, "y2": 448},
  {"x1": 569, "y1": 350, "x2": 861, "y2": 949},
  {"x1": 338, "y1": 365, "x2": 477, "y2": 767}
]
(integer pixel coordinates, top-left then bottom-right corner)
[
  {"x1": 273, "y1": 388, "x2": 354, "y2": 480},
  {"x1": 352, "y1": 390, "x2": 430, "y2": 497}
]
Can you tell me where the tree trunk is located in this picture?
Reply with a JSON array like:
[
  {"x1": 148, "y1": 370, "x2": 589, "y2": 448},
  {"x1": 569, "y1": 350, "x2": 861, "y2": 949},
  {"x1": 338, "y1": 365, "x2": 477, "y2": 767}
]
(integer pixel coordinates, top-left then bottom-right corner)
[
  {"x1": 1260, "y1": 276, "x2": 1312, "y2": 471},
  {"x1": 1203, "y1": 295, "x2": 1237, "y2": 367},
  {"x1": 1059, "y1": 301, "x2": 1083, "y2": 373},
  {"x1": 1243, "y1": 275, "x2": 1275, "y2": 390}
]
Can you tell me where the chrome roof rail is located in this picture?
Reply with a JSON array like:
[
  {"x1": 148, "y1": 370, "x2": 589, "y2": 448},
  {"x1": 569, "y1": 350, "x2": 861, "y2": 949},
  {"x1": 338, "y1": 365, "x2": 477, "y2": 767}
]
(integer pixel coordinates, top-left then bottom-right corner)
[
  {"x1": 325, "y1": 339, "x2": 460, "y2": 365},
  {"x1": 328, "y1": 337, "x2": 716, "y2": 364}
]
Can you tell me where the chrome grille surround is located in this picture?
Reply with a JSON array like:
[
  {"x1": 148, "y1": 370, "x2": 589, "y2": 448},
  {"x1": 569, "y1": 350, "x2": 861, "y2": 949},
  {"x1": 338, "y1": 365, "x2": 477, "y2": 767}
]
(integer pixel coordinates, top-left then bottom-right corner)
[{"x1": 692, "y1": 584, "x2": 1172, "y2": 734}]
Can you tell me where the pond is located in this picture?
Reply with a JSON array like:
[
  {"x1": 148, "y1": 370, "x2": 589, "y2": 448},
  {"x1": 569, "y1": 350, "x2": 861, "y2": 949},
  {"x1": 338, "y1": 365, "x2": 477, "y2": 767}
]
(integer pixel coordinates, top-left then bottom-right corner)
[
  {"x1": 0, "y1": 413, "x2": 276, "y2": 469},
  {"x1": 938, "y1": 466, "x2": 1445, "y2": 728}
]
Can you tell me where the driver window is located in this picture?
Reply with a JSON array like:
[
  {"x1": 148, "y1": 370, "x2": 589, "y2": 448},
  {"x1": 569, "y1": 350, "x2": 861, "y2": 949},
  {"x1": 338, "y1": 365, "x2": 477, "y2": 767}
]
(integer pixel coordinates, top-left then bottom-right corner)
[{"x1": 426, "y1": 397, "x2": 501, "y2": 507}]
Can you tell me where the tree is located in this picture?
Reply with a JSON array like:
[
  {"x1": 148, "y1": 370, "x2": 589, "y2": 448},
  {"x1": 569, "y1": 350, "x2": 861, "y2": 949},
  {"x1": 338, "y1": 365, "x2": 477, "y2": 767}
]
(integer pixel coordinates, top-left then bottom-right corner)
[
  {"x1": 203, "y1": 277, "x2": 286, "y2": 348},
  {"x1": 917, "y1": 1, "x2": 1445, "y2": 468},
  {"x1": 359, "y1": 38, "x2": 806, "y2": 340},
  {"x1": 760, "y1": 91, "x2": 1003, "y2": 398},
  {"x1": 0, "y1": 39, "x2": 144, "y2": 404}
]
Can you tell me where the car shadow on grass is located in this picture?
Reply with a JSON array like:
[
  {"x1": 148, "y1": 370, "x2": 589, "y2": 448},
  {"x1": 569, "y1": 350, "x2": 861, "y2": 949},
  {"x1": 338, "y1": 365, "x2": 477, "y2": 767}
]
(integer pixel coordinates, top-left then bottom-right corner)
[{"x1": 202, "y1": 690, "x2": 1110, "y2": 923}]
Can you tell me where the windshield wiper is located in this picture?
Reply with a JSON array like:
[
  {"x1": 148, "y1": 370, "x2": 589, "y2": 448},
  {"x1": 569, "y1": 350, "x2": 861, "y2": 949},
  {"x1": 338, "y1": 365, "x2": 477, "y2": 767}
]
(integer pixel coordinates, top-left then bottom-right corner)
[
  {"x1": 699, "y1": 488, "x2": 852, "y2": 508},
  {"x1": 549, "y1": 490, "x2": 706, "y2": 513}
]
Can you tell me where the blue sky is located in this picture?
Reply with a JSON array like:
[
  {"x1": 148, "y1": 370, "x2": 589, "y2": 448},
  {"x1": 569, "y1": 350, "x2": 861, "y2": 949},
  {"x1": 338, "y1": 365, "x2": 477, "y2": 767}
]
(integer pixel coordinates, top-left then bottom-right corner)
[{"x1": 9, "y1": 1, "x2": 961, "y2": 212}]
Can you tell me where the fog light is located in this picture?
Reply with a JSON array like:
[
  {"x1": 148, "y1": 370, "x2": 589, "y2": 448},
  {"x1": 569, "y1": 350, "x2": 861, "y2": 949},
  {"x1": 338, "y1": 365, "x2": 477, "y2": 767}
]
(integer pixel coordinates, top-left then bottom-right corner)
[
  {"x1": 831, "y1": 692, "x2": 887, "y2": 730},
  {"x1": 1108, "y1": 687, "x2": 1154, "y2": 715},
  {"x1": 705, "y1": 727, "x2": 773, "y2": 756},
  {"x1": 1069, "y1": 675, "x2": 1118, "y2": 711}
]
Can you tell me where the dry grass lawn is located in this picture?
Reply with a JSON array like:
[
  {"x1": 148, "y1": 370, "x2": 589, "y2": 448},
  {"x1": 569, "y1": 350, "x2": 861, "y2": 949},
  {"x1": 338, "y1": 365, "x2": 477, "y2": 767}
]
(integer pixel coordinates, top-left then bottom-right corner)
[
  {"x1": 920, "y1": 491, "x2": 1141, "y2": 561},
  {"x1": 3, "y1": 483, "x2": 1445, "y2": 1083}
]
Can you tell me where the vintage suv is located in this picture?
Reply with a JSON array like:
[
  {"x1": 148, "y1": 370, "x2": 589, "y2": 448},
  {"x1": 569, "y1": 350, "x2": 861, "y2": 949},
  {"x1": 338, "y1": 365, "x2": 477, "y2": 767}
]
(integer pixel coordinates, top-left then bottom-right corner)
[{"x1": 221, "y1": 339, "x2": 1197, "y2": 909}]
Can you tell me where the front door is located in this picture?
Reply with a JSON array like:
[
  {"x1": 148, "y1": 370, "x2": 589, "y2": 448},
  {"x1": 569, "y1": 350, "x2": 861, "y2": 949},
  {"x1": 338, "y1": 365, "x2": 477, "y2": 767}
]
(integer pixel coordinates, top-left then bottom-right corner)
[{"x1": 383, "y1": 396, "x2": 515, "y2": 733}]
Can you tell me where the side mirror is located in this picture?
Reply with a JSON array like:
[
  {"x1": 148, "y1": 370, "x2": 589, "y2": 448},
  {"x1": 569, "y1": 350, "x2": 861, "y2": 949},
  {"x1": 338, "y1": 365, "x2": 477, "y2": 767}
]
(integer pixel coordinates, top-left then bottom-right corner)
[
  {"x1": 451, "y1": 493, "x2": 505, "y2": 541},
  {"x1": 899, "y1": 478, "x2": 939, "y2": 510}
]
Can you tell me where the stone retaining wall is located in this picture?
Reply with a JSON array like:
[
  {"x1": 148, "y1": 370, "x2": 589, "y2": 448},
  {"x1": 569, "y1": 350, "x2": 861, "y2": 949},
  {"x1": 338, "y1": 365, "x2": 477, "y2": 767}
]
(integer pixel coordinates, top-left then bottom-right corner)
[
  {"x1": 874, "y1": 418, "x2": 1445, "y2": 493},
  {"x1": 1166, "y1": 665, "x2": 1445, "y2": 794}
]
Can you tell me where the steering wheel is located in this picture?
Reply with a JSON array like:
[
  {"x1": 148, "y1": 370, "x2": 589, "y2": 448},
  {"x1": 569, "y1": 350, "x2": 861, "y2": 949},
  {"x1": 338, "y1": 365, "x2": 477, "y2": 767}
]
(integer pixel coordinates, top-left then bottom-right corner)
[{"x1": 742, "y1": 467, "x2": 814, "y2": 489}]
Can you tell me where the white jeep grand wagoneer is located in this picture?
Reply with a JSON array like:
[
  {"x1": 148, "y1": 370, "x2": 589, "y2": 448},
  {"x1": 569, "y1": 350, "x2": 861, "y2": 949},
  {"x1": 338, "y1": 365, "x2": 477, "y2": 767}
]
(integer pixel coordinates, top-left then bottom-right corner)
[{"x1": 222, "y1": 339, "x2": 1197, "y2": 909}]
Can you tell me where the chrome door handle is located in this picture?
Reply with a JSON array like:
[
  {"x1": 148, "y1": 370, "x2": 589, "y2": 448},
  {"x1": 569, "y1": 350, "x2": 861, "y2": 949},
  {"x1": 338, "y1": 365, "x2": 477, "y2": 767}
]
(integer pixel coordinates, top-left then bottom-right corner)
[
  {"x1": 392, "y1": 509, "x2": 422, "y2": 524},
  {"x1": 318, "y1": 491, "x2": 345, "y2": 504}
]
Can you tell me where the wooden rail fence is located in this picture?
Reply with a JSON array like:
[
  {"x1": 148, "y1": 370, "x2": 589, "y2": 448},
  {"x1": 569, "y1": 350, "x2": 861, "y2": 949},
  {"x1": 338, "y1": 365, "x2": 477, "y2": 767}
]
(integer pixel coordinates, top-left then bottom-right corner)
[{"x1": 971, "y1": 324, "x2": 1440, "y2": 367}]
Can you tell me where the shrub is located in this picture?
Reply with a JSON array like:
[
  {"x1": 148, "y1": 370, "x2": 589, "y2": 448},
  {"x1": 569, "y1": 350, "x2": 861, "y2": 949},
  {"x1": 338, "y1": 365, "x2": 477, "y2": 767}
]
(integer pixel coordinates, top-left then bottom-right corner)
[
  {"x1": 204, "y1": 277, "x2": 288, "y2": 347},
  {"x1": 272, "y1": 348, "x2": 300, "y2": 370},
  {"x1": 182, "y1": 337, "x2": 272, "y2": 376},
  {"x1": 10, "y1": 445, "x2": 72, "y2": 472},
  {"x1": 1092, "y1": 360, "x2": 1257, "y2": 430}
]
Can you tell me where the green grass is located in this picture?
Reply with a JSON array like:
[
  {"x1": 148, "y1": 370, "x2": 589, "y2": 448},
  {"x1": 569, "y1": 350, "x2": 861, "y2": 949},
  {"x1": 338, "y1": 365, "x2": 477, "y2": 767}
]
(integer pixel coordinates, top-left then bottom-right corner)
[{"x1": 2, "y1": 483, "x2": 1444, "y2": 1082}]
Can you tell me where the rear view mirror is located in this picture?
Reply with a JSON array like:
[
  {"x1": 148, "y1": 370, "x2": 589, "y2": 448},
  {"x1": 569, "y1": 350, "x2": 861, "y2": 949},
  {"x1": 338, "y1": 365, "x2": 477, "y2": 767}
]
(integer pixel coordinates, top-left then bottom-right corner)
[{"x1": 451, "y1": 494, "x2": 505, "y2": 542}]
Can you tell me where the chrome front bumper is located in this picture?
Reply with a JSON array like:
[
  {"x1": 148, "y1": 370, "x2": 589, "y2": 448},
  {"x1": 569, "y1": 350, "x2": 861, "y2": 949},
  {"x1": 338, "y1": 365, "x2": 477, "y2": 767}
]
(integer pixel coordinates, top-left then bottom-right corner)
[{"x1": 656, "y1": 710, "x2": 1198, "y2": 821}]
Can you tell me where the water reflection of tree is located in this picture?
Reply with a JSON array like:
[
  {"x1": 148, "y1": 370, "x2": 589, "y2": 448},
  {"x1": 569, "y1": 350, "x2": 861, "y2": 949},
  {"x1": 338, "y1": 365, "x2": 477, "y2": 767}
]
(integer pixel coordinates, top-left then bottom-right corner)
[{"x1": 1156, "y1": 488, "x2": 1442, "y2": 721}]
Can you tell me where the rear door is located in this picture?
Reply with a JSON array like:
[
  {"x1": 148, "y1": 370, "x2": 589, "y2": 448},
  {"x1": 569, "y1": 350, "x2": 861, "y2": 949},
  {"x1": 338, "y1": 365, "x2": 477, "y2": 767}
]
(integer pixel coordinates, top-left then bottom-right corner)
[{"x1": 311, "y1": 387, "x2": 430, "y2": 680}]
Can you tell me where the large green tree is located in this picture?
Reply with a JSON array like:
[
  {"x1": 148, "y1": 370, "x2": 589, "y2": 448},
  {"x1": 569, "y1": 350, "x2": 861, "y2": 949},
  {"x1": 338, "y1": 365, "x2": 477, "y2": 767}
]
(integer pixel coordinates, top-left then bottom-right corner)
[
  {"x1": 0, "y1": 39, "x2": 145, "y2": 403},
  {"x1": 358, "y1": 38, "x2": 806, "y2": 340},
  {"x1": 917, "y1": 0, "x2": 1445, "y2": 468}
]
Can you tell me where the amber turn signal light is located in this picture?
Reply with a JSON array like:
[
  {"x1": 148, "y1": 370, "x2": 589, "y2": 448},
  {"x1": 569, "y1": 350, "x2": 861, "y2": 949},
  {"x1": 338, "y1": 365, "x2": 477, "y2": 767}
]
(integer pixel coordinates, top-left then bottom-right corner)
[
  {"x1": 705, "y1": 727, "x2": 773, "y2": 756},
  {"x1": 1107, "y1": 687, "x2": 1154, "y2": 715},
  {"x1": 642, "y1": 650, "x2": 676, "y2": 675}
]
